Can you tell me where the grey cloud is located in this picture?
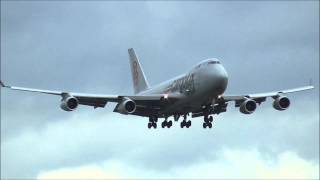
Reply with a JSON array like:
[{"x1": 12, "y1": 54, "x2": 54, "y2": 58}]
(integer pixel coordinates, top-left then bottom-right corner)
[
  {"x1": 1, "y1": 1, "x2": 319, "y2": 179},
  {"x1": 1, "y1": 98, "x2": 318, "y2": 178}
]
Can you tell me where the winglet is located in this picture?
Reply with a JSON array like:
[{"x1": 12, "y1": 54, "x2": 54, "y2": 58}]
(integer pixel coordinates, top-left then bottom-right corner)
[{"x1": 0, "y1": 80, "x2": 6, "y2": 87}]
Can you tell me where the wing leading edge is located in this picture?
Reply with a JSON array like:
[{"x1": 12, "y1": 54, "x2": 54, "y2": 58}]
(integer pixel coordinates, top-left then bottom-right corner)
[
  {"x1": 223, "y1": 85, "x2": 314, "y2": 100},
  {"x1": 0, "y1": 80, "x2": 180, "y2": 112},
  {"x1": 222, "y1": 85, "x2": 314, "y2": 105}
]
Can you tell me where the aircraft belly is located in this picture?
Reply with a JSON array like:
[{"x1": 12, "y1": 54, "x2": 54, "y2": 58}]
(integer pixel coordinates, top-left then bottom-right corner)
[{"x1": 160, "y1": 92, "x2": 207, "y2": 115}]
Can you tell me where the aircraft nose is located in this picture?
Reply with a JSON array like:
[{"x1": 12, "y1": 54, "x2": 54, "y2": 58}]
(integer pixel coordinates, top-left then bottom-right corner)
[
  {"x1": 212, "y1": 65, "x2": 228, "y2": 94},
  {"x1": 217, "y1": 68, "x2": 228, "y2": 84}
]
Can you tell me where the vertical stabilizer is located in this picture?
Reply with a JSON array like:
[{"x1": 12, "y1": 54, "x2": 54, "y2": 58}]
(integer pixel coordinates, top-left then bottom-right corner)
[{"x1": 128, "y1": 48, "x2": 150, "y2": 94}]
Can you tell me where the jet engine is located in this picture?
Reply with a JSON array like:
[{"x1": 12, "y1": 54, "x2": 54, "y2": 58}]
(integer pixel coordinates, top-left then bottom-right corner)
[
  {"x1": 273, "y1": 96, "x2": 290, "y2": 111},
  {"x1": 240, "y1": 99, "x2": 257, "y2": 114},
  {"x1": 60, "y1": 95, "x2": 79, "y2": 111},
  {"x1": 117, "y1": 97, "x2": 136, "y2": 114}
]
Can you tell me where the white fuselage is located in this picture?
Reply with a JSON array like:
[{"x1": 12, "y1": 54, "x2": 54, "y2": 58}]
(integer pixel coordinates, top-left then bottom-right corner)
[{"x1": 139, "y1": 59, "x2": 228, "y2": 115}]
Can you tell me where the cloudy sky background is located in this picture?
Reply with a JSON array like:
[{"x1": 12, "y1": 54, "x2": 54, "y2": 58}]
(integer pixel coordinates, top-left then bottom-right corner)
[{"x1": 1, "y1": 1, "x2": 319, "y2": 179}]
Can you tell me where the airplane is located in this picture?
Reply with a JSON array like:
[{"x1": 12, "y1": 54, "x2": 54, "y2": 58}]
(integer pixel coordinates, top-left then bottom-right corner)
[{"x1": 0, "y1": 48, "x2": 314, "y2": 129}]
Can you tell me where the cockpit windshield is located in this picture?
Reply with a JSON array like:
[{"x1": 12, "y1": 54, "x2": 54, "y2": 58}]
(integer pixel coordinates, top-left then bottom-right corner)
[
  {"x1": 208, "y1": 60, "x2": 220, "y2": 64},
  {"x1": 193, "y1": 59, "x2": 221, "y2": 70}
]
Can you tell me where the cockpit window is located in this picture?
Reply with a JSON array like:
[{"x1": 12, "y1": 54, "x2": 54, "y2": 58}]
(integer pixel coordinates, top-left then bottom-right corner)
[{"x1": 208, "y1": 61, "x2": 220, "y2": 64}]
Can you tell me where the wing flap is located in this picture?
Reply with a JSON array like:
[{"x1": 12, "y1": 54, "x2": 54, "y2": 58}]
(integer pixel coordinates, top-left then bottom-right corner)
[{"x1": 76, "y1": 96, "x2": 109, "y2": 108}]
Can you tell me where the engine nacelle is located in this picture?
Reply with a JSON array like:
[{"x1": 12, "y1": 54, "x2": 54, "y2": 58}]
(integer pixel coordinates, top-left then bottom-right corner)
[
  {"x1": 273, "y1": 96, "x2": 290, "y2": 111},
  {"x1": 60, "y1": 95, "x2": 79, "y2": 111},
  {"x1": 240, "y1": 99, "x2": 257, "y2": 114},
  {"x1": 117, "y1": 97, "x2": 136, "y2": 114}
]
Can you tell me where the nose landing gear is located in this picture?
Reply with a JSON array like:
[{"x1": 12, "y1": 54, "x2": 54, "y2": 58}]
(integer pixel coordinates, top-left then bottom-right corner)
[{"x1": 174, "y1": 114, "x2": 180, "y2": 121}]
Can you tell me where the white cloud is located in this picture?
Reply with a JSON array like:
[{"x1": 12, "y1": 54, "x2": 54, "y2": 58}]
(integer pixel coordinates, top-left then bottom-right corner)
[
  {"x1": 37, "y1": 149, "x2": 319, "y2": 179},
  {"x1": 1, "y1": 97, "x2": 318, "y2": 179},
  {"x1": 37, "y1": 164, "x2": 119, "y2": 179}
]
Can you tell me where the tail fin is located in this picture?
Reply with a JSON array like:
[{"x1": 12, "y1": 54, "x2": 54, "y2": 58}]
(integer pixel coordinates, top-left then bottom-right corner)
[{"x1": 128, "y1": 48, "x2": 150, "y2": 94}]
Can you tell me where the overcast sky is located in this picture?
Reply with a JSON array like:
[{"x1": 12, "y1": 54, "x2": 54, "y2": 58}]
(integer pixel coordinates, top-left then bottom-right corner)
[{"x1": 1, "y1": 1, "x2": 319, "y2": 179}]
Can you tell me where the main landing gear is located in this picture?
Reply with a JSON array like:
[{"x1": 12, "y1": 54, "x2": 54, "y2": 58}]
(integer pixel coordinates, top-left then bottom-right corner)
[
  {"x1": 203, "y1": 115, "x2": 213, "y2": 129},
  {"x1": 148, "y1": 116, "x2": 158, "y2": 129},
  {"x1": 161, "y1": 117, "x2": 173, "y2": 128},
  {"x1": 180, "y1": 114, "x2": 191, "y2": 128}
]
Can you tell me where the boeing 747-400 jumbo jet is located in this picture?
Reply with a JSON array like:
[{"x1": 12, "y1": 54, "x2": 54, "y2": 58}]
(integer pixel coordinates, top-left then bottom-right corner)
[{"x1": 1, "y1": 48, "x2": 314, "y2": 129}]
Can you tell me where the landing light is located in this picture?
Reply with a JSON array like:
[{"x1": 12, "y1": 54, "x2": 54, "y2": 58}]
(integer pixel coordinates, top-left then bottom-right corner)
[{"x1": 164, "y1": 94, "x2": 169, "y2": 99}]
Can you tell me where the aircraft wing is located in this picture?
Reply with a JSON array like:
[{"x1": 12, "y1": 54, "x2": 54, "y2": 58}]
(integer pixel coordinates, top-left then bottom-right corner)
[
  {"x1": 222, "y1": 85, "x2": 314, "y2": 105},
  {"x1": 0, "y1": 81, "x2": 180, "y2": 110},
  {"x1": 190, "y1": 85, "x2": 315, "y2": 118}
]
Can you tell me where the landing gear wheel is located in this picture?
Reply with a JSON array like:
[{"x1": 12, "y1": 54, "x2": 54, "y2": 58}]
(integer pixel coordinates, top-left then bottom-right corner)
[
  {"x1": 161, "y1": 120, "x2": 172, "y2": 128},
  {"x1": 161, "y1": 121, "x2": 166, "y2": 128},
  {"x1": 148, "y1": 116, "x2": 158, "y2": 129},
  {"x1": 204, "y1": 117, "x2": 209, "y2": 123},
  {"x1": 203, "y1": 114, "x2": 213, "y2": 129},
  {"x1": 153, "y1": 122, "x2": 157, "y2": 129},
  {"x1": 203, "y1": 122, "x2": 207, "y2": 129},
  {"x1": 209, "y1": 116, "x2": 213, "y2": 122},
  {"x1": 180, "y1": 120, "x2": 186, "y2": 128},
  {"x1": 186, "y1": 120, "x2": 191, "y2": 128}
]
